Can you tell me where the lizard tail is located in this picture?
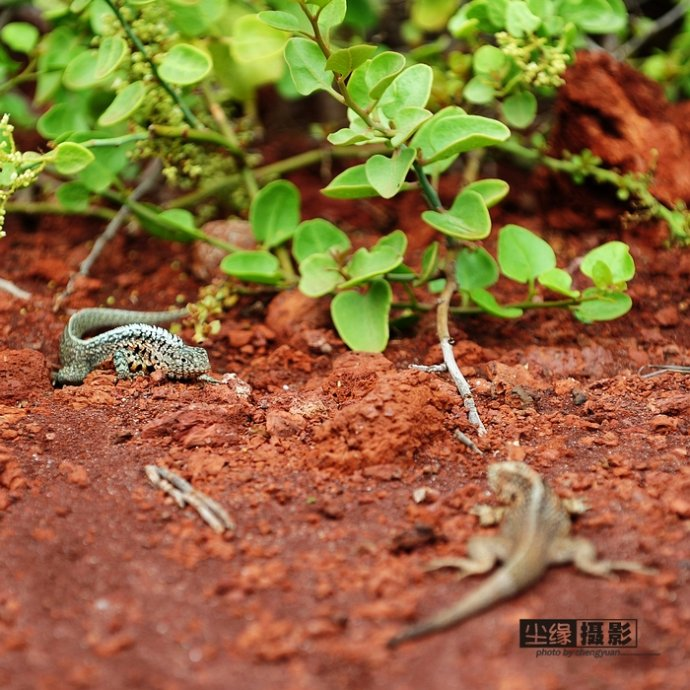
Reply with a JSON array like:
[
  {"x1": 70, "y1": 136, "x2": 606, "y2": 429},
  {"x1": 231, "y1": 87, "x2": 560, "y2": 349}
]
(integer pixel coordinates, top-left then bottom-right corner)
[
  {"x1": 387, "y1": 568, "x2": 519, "y2": 648},
  {"x1": 67, "y1": 307, "x2": 190, "y2": 339}
]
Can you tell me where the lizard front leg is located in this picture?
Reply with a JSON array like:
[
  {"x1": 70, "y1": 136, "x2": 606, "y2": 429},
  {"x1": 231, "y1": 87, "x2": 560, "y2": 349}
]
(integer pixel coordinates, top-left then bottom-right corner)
[{"x1": 113, "y1": 349, "x2": 146, "y2": 380}]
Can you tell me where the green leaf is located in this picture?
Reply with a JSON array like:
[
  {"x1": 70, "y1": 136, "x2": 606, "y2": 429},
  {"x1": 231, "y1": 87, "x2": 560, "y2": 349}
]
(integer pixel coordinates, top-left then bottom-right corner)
[
  {"x1": 293, "y1": 218, "x2": 351, "y2": 263},
  {"x1": 449, "y1": 190, "x2": 492, "y2": 234},
  {"x1": 559, "y1": 0, "x2": 627, "y2": 33},
  {"x1": 284, "y1": 37, "x2": 332, "y2": 95},
  {"x1": 390, "y1": 106, "x2": 433, "y2": 147},
  {"x1": 501, "y1": 91, "x2": 537, "y2": 129},
  {"x1": 258, "y1": 9, "x2": 312, "y2": 34},
  {"x1": 412, "y1": 0, "x2": 458, "y2": 30},
  {"x1": 0, "y1": 92, "x2": 35, "y2": 129},
  {"x1": 537, "y1": 267, "x2": 580, "y2": 297},
  {"x1": 72, "y1": 0, "x2": 94, "y2": 13},
  {"x1": 588, "y1": 261, "x2": 613, "y2": 289},
  {"x1": 76, "y1": 144, "x2": 131, "y2": 193},
  {"x1": 506, "y1": 0, "x2": 541, "y2": 36},
  {"x1": 95, "y1": 36, "x2": 128, "y2": 80},
  {"x1": 130, "y1": 203, "x2": 205, "y2": 243},
  {"x1": 580, "y1": 241, "x2": 635, "y2": 285},
  {"x1": 37, "y1": 101, "x2": 90, "y2": 139},
  {"x1": 378, "y1": 63, "x2": 433, "y2": 118},
  {"x1": 375, "y1": 229, "x2": 407, "y2": 256},
  {"x1": 56, "y1": 181, "x2": 90, "y2": 212},
  {"x1": 331, "y1": 280, "x2": 392, "y2": 352},
  {"x1": 463, "y1": 178, "x2": 509, "y2": 207},
  {"x1": 456, "y1": 247, "x2": 499, "y2": 290},
  {"x1": 318, "y1": 0, "x2": 347, "y2": 36},
  {"x1": 0, "y1": 162, "x2": 16, "y2": 188},
  {"x1": 322, "y1": 164, "x2": 378, "y2": 199},
  {"x1": 412, "y1": 108, "x2": 510, "y2": 164},
  {"x1": 463, "y1": 76, "x2": 496, "y2": 105},
  {"x1": 341, "y1": 246, "x2": 403, "y2": 288},
  {"x1": 364, "y1": 51, "x2": 405, "y2": 100},
  {"x1": 298, "y1": 253, "x2": 344, "y2": 297},
  {"x1": 486, "y1": 0, "x2": 509, "y2": 26},
  {"x1": 63, "y1": 49, "x2": 105, "y2": 90},
  {"x1": 364, "y1": 148, "x2": 416, "y2": 199},
  {"x1": 250, "y1": 180, "x2": 300, "y2": 248},
  {"x1": 1, "y1": 22, "x2": 39, "y2": 54},
  {"x1": 158, "y1": 44, "x2": 211, "y2": 85},
  {"x1": 422, "y1": 213, "x2": 484, "y2": 241},
  {"x1": 232, "y1": 14, "x2": 287, "y2": 62},
  {"x1": 220, "y1": 250, "x2": 282, "y2": 285},
  {"x1": 573, "y1": 290, "x2": 632, "y2": 322},
  {"x1": 423, "y1": 190, "x2": 491, "y2": 240},
  {"x1": 470, "y1": 288, "x2": 523, "y2": 318},
  {"x1": 327, "y1": 126, "x2": 374, "y2": 146},
  {"x1": 497, "y1": 224, "x2": 556, "y2": 283},
  {"x1": 365, "y1": 51, "x2": 406, "y2": 99},
  {"x1": 416, "y1": 241, "x2": 439, "y2": 285},
  {"x1": 97, "y1": 81, "x2": 146, "y2": 126},
  {"x1": 325, "y1": 45, "x2": 377, "y2": 77},
  {"x1": 168, "y1": 0, "x2": 226, "y2": 37},
  {"x1": 53, "y1": 142, "x2": 95, "y2": 175},
  {"x1": 473, "y1": 44, "x2": 507, "y2": 73}
]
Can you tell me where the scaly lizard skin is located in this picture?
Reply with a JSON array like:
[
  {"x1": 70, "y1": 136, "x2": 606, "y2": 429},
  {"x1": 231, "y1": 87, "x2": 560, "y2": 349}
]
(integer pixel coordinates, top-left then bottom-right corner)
[
  {"x1": 388, "y1": 461, "x2": 656, "y2": 647},
  {"x1": 54, "y1": 307, "x2": 213, "y2": 386}
]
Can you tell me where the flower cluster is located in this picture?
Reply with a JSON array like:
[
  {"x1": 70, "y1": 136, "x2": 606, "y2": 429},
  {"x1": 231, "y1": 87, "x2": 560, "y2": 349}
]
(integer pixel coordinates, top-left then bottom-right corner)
[
  {"x1": 496, "y1": 31, "x2": 570, "y2": 89},
  {"x1": 0, "y1": 115, "x2": 46, "y2": 237}
]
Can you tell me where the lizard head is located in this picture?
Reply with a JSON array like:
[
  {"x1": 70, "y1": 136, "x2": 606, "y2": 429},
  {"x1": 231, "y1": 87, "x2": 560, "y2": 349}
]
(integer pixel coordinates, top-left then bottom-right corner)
[
  {"x1": 487, "y1": 461, "x2": 542, "y2": 503},
  {"x1": 169, "y1": 345, "x2": 212, "y2": 379}
]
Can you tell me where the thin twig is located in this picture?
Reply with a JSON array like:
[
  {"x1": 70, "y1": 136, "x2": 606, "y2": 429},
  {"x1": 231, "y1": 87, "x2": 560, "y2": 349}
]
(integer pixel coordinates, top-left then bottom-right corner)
[
  {"x1": 55, "y1": 160, "x2": 162, "y2": 309},
  {"x1": 437, "y1": 266, "x2": 487, "y2": 436},
  {"x1": 453, "y1": 429, "x2": 483, "y2": 455},
  {"x1": 410, "y1": 363, "x2": 448, "y2": 373},
  {"x1": 0, "y1": 277, "x2": 30, "y2": 300},
  {"x1": 615, "y1": 1, "x2": 690, "y2": 61},
  {"x1": 145, "y1": 465, "x2": 235, "y2": 534}
]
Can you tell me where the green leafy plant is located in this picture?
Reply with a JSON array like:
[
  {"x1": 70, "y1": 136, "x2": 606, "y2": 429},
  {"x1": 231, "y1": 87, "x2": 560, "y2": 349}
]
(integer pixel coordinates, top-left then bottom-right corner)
[{"x1": 0, "y1": 0, "x2": 646, "y2": 352}]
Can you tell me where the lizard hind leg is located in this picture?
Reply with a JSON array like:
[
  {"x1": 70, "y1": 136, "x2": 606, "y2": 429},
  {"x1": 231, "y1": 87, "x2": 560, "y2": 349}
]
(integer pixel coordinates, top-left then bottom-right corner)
[
  {"x1": 554, "y1": 537, "x2": 657, "y2": 577},
  {"x1": 426, "y1": 535, "x2": 511, "y2": 579}
]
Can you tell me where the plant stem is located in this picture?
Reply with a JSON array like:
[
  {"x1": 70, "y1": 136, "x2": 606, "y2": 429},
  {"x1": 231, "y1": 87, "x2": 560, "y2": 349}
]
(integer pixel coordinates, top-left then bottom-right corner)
[
  {"x1": 499, "y1": 138, "x2": 689, "y2": 242},
  {"x1": 436, "y1": 263, "x2": 487, "y2": 436},
  {"x1": 80, "y1": 125, "x2": 243, "y2": 156},
  {"x1": 102, "y1": 0, "x2": 201, "y2": 128},
  {"x1": 0, "y1": 58, "x2": 38, "y2": 96},
  {"x1": 412, "y1": 161, "x2": 443, "y2": 211},
  {"x1": 201, "y1": 83, "x2": 259, "y2": 198},
  {"x1": 56, "y1": 159, "x2": 163, "y2": 308},
  {"x1": 392, "y1": 296, "x2": 579, "y2": 314},
  {"x1": 164, "y1": 144, "x2": 387, "y2": 209},
  {"x1": 275, "y1": 246, "x2": 298, "y2": 284},
  {"x1": 6, "y1": 201, "x2": 116, "y2": 221}
]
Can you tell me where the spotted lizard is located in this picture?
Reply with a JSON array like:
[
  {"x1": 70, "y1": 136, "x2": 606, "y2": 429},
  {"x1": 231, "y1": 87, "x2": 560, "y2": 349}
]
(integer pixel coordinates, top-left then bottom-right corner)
[
  {"x1": 388, "y1": 461, "x2": 656, "y2": 647},
  {"x1": 54, "y1": 307, "x2": 215, "y2": 386}
]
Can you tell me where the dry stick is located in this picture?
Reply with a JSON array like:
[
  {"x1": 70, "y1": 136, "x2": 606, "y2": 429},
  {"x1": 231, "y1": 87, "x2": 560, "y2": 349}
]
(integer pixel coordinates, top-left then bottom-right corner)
[
  {"x1": 453, "y1": 428, "x2": 483, "y2": 455},
  {"x1": 615, "y1": 0, "x2": 690, "y2": 60},
  {"x1": 55, "y1": 159, "x2": 162, "y2": 309},
  {"x1": 145, "y1": 465, "x2": 235, "y2": 534},
  {"x1": 436, "y1": 267, "x2": 487, "y2": 436},
  {"x1": 0, "y1": 277, "x2": 30, "y2": 300}
]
